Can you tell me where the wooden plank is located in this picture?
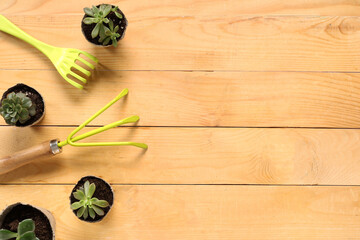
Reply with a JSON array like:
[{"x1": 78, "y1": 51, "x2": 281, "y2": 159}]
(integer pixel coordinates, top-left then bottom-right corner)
[
  {"x1": 2, "y1": 0, "x2": 360, "y2": 16},
  {"x1": 1, "y1": 15, "x2": 360, "y2": 71},
  {"x1": 1, "y1": 127, "x2": 360, "y2": 185},
  {"x1": 2, "y1": 70, "x2": 360, "y2": 128},
  {"x1": 0, "y1": 185, "x2": 360, "y2": 239}
]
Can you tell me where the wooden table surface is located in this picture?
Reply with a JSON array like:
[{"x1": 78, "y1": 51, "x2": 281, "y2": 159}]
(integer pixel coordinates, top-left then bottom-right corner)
[{"x1": 1, "y1": 0, "x2": 360, "y2": 239}]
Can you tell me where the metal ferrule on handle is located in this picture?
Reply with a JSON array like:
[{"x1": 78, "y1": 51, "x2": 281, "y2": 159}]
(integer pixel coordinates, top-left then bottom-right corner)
[{"x1": 0, "y1": 139, "x2": 62, "y2": 175}]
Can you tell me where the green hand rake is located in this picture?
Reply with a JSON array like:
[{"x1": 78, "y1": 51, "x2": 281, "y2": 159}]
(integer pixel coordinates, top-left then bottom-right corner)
[
  {"x1": 0, "y1": 89, "x2": 147, "y2": 175},
  {"x1": 0, "y1": 14, "x2": 98, "y2": 89}
]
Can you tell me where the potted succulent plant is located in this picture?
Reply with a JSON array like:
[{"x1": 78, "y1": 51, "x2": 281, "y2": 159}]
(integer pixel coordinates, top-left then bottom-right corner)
[
  {"x1": 70, "y1": 176, "x2": 114, "y2": 222},
  {"x1": 0, "y1": 203, "x2": 55, "y2": 240},
  {"x1": 0, "y1": 84, "x2": 45, "y2": 127},
  {"x1": 81, "y1": 4, "x2": 128, "y2": 47},
  {"x1": 0, "y1": 219, "x2": 38, "y2": 240}
]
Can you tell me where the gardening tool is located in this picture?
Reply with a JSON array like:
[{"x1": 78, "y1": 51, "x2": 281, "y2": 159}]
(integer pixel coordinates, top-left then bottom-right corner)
[
  {"x1": 0, "y1": 89, "x2": 148, "y2": 175},
  {"x1": 0, "y1": 14, "x2": 98, "y2": 89}
]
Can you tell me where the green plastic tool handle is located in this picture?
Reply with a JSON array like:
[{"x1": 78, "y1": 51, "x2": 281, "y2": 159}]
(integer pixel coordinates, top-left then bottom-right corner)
[{"x1": 0, "y1": 14, "x2": 52, "y2": 55}]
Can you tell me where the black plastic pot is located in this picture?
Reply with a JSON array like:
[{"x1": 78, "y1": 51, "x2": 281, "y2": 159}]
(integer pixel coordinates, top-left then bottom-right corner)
[
  {"x1": 0, "y1": 83, "x2": 45, "y2": 127},
  {"x1": 0, "y1": 203, "x2": 55, "y2": 240},
  {"x1": 70, "y1": 176, "x2": 114, "y2": 222},
  {"x1": 81, "y1": 4, "x2": 128, "y2": 46}
]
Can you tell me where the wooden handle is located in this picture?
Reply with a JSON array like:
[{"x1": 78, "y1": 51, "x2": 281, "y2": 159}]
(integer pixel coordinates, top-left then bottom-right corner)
[{"x1": 0, "y1": 140, "x2": 57, "y2": 175}]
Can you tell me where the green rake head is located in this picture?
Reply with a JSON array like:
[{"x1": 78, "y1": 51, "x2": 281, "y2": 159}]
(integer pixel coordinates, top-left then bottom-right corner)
[
  {"x1": 53, "y1": 48, "x2": 99, "y2": 90},
  {"x1": 57, "y1": 88, "x2": 148, "y2": 149}
]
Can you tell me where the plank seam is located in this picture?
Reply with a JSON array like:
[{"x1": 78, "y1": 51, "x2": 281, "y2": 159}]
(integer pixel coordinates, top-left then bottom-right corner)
[
  {"x1": 1, "y1": 183, "x2": 360, "y2": 187},
  {"x1": 2, "y1": 125, "x2": 360, "y2": 130},
  {"x1": 2, "y1": 69, "x2": 360, "y2": 74}
]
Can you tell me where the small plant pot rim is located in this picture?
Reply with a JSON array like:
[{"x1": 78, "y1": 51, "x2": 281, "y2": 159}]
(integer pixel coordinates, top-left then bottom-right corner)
[
  {"x1": 70, "y1": 175, "x2": 114, "y2": 223},
  {"x1": 0, "y1": 202, "x2": 55, "y2": 240},
  {"x1": 81, "y1": 4, "x2": 128, "y2": 47},
  {"x1": 1, "y1": 83, "x2": 45, "y2": 127}
]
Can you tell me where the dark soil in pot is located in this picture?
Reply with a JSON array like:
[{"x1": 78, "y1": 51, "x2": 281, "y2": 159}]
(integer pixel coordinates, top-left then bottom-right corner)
[
  {"x1": 70, "y1": 176, "x2": 114, "y2": 222},
  {"x1": 0, "y1": 83, "x2": 45, "y2": 127},
  {"x1": 81, "y1": 5, "x2": 128, "y2": 46},
  {"x1": 0, "y1": 204, "x2": 53, "y2": 240}
]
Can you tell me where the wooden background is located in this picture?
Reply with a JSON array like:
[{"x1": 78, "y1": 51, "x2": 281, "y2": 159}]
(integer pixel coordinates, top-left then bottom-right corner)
[{"x1": 1, "y1": 0, "x2": 360, "y2": 239}]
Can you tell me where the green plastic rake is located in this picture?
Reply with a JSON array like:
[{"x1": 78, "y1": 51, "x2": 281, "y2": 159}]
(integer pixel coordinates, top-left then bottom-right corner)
[
  {"x1": 0, "y1": 14, "x2": 98, "y2": 89},
  {"x1": 0, "y1": 89, "x2": 147, "y2": 175}
]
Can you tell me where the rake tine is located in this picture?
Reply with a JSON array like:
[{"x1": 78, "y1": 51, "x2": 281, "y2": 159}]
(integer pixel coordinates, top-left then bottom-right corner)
[
  {"x1": 57, "y1": 89, "x2": 130, "y2": 148},
  {"x1": 64, "y1": 76, "x2": 84, "y2": 90},
  {"x1": 67, "y1": 115, "x2": 140, "y2": 146},
  {"x1": 79, "y1": 50, "x2": 98, "y2": 63},
  {"x1": 68, "y1": 142, "x2": 148, "y2": 149},
  {"x1": 68, "y1": 71, "x2": 87, "y2": 84},
  {"x1": 74, "y1": 88, "x2": 129, "y2": 130},
  {"x1": 76, "y1": 56, "x2": 95, "y2": 70},
  {"x1": 71, "y1": 63, "x2": 91, "y2": 77}
]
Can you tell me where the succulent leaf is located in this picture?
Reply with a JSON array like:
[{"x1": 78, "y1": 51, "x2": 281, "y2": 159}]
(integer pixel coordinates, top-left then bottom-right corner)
[
  {"x1": 91, "y1": 22, "x2": 101, "y2": 38},
  {"x1": 0, "y1": 229, "x2": 17, "y2": 240},
  {"x1": 89, "y1": 208, "x2": 96, "y2": 219},
  {"x1": 7, "y1": 92, "x2": 15, "y2": 100},
  {"x1": 99, "y1": 4, "x2": 105, "y2": 12},
  {"x1": 71, "y1": 201, "x2": 83, "y2": 210},
  {"x1": 92, "y1": 6, "x2": 99, "y2": 14},
  {"x1": 112, "y1": 39, "x2": 118, "y2": 47},
  {"x1": 102, "y1": 37, "x2": 111, "y2": 46},
  {"x1": 19, "y1": 109, "x2": 29, "y2": 119},
  {"x1": 11, "y1": 115, "x2": 19, "y2": 124},
  {"x1": 18, "y1": 219, "x2": 35, "y2": 236},
  {"x1": 84, "y1": 7, "x2": 94, "y2": 17},
  {"x1": 83, "y1": 17, "x2": 95, "y2": 24},
  {"x1": 10, "y1": 111, "x2": 17, "y2": 118},
  {"x1": 88, "y1": 183, "x2": 96, "y2": 198},
  {"x1": 84, "y1": 181, "x2": 90, "y2": 196},
  {"x1": 73, "y1": 189, "x2": 86, "y2": 200},
  {"x1": 92, "y1": 198, "x2": 110, "y2": 208},
  {"x1": 103, "y1": 5, "x2": 112, "y2": 17},
  {"x1": 91, "y1": 205, "x2": 105, "y2": 216},
  {"x1": 112, "y1": 6, "x2": 123, "y2": 19},
  {"x1": 28, "y1": 106, "x2": 36, "y2": 116},
  {"x1": 83, "y1": 207, "x2": 89, "y2": 220},
  {"x1": 18, "y1": 231, "x2": 37, "y2": 240},
  {"x1": 77, "y1": 206, "x2": 85, "y2": 218},
  {"x1": 114, "y1": 11, "x2": 122, "y2": 19},
  {"x1": 108, "y1": 19, "x2": 114, "y2": 31}
]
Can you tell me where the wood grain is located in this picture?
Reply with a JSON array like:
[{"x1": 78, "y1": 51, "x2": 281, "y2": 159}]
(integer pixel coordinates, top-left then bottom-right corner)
[
  {"x1": 1, "y1": 0, "x2": 360, "y2": 239},
  {"x1": 1, "y1": 15, "x2": 360, "y2": 71},
  {"x1": 2, "y1": 0, "x2": 360, "y2": 16},
  {"x1": 0, "y1": 140, "x2": 54, "y2": 175},
  {"x1": 2, "y1": 70, "x2": 360, "y2": 128},
  {"x1": 1, "y1": 127, "x2": 360, "y2": 185},
  {"x1": 1, "y1": 185, "x2": 360, "y2": 239}
]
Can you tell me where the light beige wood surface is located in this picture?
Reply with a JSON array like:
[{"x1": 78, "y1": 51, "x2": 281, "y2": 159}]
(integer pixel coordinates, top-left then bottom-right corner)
[
  {"x1": 0, "y1": 127, "x2": 360, "y2": 185},
  {"x1": 1, "y1": 0, "x2": 360, "y2": 239},
  {"x1": 2, "y1": 70, "x2": 360, "y2": 128},
  {"x1": 1, "y1": 0, "x2": 360, "y2": 16},
  {"x1": 1, "y1": 185, "x2": 360, "y2": 240},
  {"x1": 0, "y1": 15, "x2": 360, "y2": 71}
]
